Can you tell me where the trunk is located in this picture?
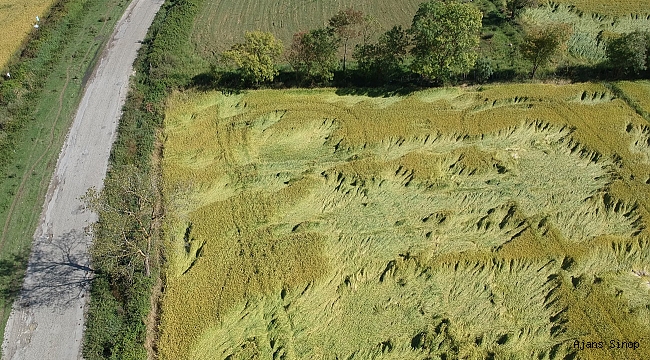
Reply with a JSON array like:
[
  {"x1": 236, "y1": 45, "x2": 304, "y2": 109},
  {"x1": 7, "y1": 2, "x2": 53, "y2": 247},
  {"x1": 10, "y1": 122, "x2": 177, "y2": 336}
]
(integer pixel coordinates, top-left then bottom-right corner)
[
  {"x1": 343, "y1": 40, "x2": 348, "y2": 73},
  {"x1": 144, "y1": 255, "x2": 151, "y2": 277}
]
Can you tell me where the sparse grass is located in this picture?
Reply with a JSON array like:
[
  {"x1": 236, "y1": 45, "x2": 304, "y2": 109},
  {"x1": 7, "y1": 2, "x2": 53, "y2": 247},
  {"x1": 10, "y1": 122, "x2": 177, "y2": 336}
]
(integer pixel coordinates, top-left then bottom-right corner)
[
  {"x1": 159, "y1": 84, "x2": 650, "y2": 359},
  {"x1": 0, "y1": 0, "x2": 55, "y2": 69}
]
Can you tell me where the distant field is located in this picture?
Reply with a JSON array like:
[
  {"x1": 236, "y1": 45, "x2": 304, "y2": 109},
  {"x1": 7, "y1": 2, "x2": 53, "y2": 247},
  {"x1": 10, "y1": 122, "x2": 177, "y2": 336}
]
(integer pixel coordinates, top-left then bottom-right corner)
[
  {"x1": 554, "y1": 0, "x2": 650, "y2": 17},
  {"x1": 159, "y1": 84, "x2": 650, "y2": 359},
  {"x1": 191, "y1": 0, "x2": 423, "y2": 56},
  {"x1": 0, "y1": 0, "x2": 54, "y2": 69}
]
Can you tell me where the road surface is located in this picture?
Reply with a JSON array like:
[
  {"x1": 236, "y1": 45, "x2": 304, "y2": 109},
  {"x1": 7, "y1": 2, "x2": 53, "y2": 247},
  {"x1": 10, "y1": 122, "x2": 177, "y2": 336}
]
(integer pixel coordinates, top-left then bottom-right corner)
[{"x1": 2, "y1": 0, "x2": 164, "y2": 358}]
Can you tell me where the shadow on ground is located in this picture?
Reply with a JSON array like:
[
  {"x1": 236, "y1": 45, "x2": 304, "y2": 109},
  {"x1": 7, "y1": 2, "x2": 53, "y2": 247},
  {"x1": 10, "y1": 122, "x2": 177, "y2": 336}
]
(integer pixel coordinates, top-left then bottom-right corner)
[{"x1": 16, "y1": 229, "x2": 93, "y2": 309}]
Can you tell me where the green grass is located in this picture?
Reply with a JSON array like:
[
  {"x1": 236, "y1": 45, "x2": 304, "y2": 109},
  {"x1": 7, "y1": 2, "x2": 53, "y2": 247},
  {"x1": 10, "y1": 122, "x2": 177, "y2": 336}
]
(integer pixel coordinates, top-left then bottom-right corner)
[
  {"x1": 0, "y1": 0, "x2": 130, "y2": 344},
  {"x1": 159, "y1": 85, "x2": 650, "y2": 359}
]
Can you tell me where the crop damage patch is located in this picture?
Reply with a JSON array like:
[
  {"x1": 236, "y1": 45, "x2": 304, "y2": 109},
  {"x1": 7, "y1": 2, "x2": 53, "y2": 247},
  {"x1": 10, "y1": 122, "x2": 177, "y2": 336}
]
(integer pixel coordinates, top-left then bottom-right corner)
[{"x1": 160, "y1": 89, "x2": 649, "y2": 360}]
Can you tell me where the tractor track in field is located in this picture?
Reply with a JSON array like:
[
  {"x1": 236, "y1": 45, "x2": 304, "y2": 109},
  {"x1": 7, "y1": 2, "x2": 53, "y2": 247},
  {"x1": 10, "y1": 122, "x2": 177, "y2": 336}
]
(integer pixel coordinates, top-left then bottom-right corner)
[{"x1": 1, "y1": 0, "x2": 164, "y2": 358}]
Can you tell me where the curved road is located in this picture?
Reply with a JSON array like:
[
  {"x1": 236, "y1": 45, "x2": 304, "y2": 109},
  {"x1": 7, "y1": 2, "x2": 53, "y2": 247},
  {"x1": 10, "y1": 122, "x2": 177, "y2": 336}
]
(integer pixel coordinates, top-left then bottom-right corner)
[{"x1": 2, "y1": 0, "x2": 163, "y2": 358}]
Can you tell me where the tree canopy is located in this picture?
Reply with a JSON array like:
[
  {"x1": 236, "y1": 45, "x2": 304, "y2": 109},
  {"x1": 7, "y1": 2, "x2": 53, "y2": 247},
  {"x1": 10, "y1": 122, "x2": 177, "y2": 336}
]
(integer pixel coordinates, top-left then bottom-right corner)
[
  {"x1": 606, "y1": 31, "x2": 649, "y2": 76},
  {"x1": 520, "y1": 23, "x2": 571, "y2": 78},
  {"x1": 505, "y1": 0, "x2": 538, "y2": 19},
  {"x1": 287, "y1": 28, "x2": 340, "y2": 83},
  {"x1": 222, "y1": 31, "x2": 283, "y2": 85},
  {"x1": 409, "y1": 0, "x2": 483, "y2": 83},
  {"x1": 328, "y1": 7, "x2": 366, "y2": 72},
  {"x1": 354, "y1": 25, "x2": 409, "y2": 83}
]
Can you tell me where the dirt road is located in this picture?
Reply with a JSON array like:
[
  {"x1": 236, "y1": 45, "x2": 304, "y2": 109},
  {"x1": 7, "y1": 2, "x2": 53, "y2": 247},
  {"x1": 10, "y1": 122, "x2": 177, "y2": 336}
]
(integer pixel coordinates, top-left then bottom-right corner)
[{"x1": 2, "y1": 0, "x2": 163, "y2": 358}]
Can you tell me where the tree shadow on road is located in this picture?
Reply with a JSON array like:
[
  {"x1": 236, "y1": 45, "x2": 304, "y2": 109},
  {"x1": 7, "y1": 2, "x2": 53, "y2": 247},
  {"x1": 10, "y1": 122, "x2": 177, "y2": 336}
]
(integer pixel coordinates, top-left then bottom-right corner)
[{"x1": 16, "y1": 229, "x2": 94, "y2": 309}]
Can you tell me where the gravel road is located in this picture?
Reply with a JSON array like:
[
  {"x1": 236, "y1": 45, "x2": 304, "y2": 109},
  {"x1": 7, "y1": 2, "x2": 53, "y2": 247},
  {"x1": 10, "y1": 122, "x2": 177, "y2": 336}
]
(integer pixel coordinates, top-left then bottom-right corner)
[{"x1": 2, "y1": 0, "x2": 163, "y2": 358}]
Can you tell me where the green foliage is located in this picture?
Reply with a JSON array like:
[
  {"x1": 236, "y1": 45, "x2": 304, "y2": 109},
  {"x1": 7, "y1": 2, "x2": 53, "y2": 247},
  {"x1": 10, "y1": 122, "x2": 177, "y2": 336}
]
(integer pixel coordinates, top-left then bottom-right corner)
[
  {"x1": 521, "y1": 23, "x2": 572, "y2": 78},
  {"x1": 353, "y1": 25, "x2": 409, "y2": 82},
  {"x1": 287, "y1": 28, "x2": 340, "y2": 83},
  {"x1": 606, "y1": 31, "x2": 649, "y2": 76},
  {"x1": 473, "y1": 56, "x2": 494, "y2": 83},
  {"x1": 222, "y1": 31, "x2": 283, "y2": 85},
  {"x1": 409, "y1": 0, "x2": 483, "y2": 83}
]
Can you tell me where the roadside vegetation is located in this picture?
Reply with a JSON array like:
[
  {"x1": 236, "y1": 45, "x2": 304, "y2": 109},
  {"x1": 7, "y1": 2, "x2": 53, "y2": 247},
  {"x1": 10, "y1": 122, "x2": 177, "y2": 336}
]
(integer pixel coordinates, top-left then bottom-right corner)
[
  {"x1": 0, "y1": 0, "x2": 130, "y2": 345},
  {"x1": 82, "y1": 0, "x2": 205, "y2": 358}
]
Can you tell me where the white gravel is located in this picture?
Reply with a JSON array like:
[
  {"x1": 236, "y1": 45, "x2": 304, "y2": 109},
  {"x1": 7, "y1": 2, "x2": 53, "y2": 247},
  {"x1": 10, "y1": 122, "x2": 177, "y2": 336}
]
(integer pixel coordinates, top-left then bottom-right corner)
[{"x1": 2, "y1": 0, "x2": 164, "y2": 358}]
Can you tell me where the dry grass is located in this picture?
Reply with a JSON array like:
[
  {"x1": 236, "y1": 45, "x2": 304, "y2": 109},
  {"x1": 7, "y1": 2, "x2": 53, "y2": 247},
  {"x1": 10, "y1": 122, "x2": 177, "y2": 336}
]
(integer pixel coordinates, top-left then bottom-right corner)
[
  {"x1": 0, "y1": 0, "x2": 54, "y2": 69},
  {"x1": 160, "y1": 85, "x2": 650, "y2": 359}
]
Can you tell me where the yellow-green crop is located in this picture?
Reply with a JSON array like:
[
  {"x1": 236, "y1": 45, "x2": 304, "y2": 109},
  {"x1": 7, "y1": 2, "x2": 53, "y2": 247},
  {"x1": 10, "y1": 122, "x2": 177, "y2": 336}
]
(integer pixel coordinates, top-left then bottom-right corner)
[{"x1": 159, "y1": 85, "x2": 650, "y2": 360}]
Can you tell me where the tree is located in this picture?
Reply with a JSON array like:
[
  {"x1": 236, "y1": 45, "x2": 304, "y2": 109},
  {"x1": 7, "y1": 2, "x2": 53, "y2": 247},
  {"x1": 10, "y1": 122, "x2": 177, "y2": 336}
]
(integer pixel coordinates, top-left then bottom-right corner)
[
  {"x1": 328, "y1": 7, "x2": 366, "y2": 72},
  {"x1": 606, "y1": 31, "x2": 649, "y2": 76},
  {"x1": 222, "y1": 31, "x2": 283, "y2": 85},
  {"x1": 520, "y1": 23, "x2": 571, "y2": 78},
  {"x1": 505, "y1": 0, "x2": 538, "y2": 19},
  {"x1": 409, "y1": 0, "x2": 483, "y2": 83},
  {"x1": 354, "y1": 25, "x2": 409, "y2": 83},
  {"x1": 84, "y1": 165, "x2": 158, "y2": 281},
  {"x1": 287, "y1": 28, "x2": 340, "y2": 83}
]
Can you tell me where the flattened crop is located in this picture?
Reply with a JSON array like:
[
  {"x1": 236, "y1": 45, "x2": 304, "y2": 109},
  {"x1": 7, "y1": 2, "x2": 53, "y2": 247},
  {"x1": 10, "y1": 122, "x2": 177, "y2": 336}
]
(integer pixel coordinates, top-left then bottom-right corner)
[{"x1": 160, "y1": 86, "x2": 650, "y2": 360}]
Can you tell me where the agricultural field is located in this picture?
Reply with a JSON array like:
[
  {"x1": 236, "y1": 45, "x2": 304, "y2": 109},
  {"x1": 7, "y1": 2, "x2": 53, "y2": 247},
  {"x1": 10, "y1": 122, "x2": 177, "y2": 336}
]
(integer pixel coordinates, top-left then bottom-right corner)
[
  {"x1": 159, "y1": 83, "x2": 650, "y2": 359},
  {"x1": 191, "y1": 0, "x2": 423, "y2": 56},
  {"x1": 0, "y1": 0, "x2": 54, "y2": 69}
]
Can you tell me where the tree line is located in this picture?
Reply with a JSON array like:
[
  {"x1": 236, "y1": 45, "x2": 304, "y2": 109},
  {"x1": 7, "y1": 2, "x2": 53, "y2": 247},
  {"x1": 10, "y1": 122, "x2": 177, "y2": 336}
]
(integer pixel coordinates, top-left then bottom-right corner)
[{"x1": 218, "y1": 0, "x2": 650, "y2": 88}]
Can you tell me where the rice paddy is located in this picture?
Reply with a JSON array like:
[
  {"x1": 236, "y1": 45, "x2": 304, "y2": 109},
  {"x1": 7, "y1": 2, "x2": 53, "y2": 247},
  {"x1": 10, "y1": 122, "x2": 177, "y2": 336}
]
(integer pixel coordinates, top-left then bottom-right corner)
[
  {"x1": 159, "y1": 84, "x2": 650, "y2": 360},
  {"x1": 0, "y1": 0, "x2": 54, "y2": 69}
]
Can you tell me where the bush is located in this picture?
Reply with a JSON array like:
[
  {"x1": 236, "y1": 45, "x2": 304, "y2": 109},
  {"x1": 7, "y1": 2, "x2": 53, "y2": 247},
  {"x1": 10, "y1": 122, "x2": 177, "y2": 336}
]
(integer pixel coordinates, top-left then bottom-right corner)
[
  {"x1": 606, "y1": 31, "x2": 649, "y2": 76},
  {"x1": 474, "y1": 57, "x2": 494, "y2": 83}
]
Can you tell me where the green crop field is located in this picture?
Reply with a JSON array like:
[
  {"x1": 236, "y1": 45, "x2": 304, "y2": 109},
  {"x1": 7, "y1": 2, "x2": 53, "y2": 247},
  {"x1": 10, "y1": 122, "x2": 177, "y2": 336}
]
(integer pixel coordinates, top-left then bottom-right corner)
[{"x1": 159, "y1": 83, "x2": 650, "y2": 360}]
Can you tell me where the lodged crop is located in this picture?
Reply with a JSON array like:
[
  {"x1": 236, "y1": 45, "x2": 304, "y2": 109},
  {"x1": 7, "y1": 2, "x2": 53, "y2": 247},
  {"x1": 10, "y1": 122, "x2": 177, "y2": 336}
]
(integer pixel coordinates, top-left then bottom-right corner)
[{"x1": 159, "y1": 85, "x2": 650, "y2": 360}]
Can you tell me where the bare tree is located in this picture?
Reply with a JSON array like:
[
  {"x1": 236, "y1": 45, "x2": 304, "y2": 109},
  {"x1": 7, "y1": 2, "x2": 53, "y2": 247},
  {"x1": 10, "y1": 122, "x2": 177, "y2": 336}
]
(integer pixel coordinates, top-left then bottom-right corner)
[{"x1": 84, "y1": 165, "x2": 158, "y2": 280}]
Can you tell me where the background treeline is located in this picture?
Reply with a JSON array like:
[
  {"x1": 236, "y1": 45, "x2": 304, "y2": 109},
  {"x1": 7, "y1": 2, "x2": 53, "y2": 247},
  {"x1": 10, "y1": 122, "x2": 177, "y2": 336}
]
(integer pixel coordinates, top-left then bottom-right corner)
[{"x1": 214, "y1": 0, "x2": 650, "y2": 89}]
